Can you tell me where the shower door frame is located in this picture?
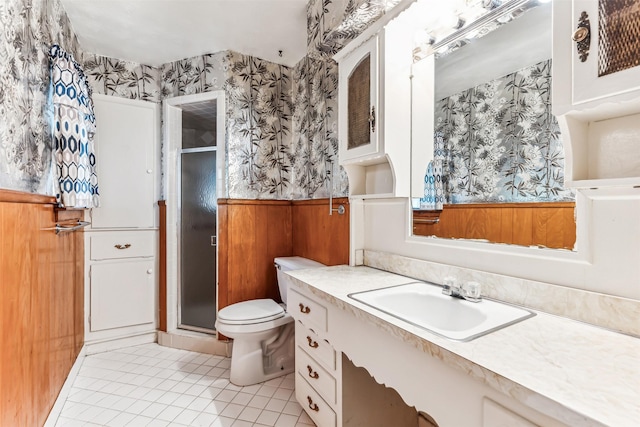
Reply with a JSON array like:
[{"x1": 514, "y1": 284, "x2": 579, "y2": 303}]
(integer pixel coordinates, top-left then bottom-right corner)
[{"x1": 163, "y1": 91, "x2": 226, "y2": 336}]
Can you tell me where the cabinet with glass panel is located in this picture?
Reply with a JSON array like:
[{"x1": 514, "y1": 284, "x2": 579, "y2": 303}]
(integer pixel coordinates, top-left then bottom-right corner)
[
  {"x1": 335, "y1": 10, "x2": 419, "y2": 198},
  {"x1": 553, "y1": 0, "x2": 640, "y2": 189}
]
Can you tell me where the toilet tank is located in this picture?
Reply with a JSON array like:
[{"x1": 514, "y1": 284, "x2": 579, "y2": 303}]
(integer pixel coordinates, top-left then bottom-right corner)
[{"x1": 274, "y1": 256, "x2": 325, "y2": 305}]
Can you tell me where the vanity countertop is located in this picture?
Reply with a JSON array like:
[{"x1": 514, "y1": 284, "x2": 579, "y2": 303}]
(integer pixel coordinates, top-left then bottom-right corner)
[{"x1": 287, "y1": 265, "x2": 640, "y2": 427}]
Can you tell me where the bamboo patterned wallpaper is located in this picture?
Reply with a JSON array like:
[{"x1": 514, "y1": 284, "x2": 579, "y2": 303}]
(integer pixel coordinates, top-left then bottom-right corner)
[
  {"x1": 0, "y1": 0, "x2": 81, "y2": 194},
  {"x1": 434, "y1": 60, "x2": 574, "y2": 203},
  {"x1": 0, "y1": 0, "x2": 416, "y2": 198}
]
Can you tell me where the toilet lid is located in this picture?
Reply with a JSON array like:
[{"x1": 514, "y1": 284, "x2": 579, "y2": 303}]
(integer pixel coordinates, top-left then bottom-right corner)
[{"x1": 218, "y1": 299, "x2": 285, "y2": 325}]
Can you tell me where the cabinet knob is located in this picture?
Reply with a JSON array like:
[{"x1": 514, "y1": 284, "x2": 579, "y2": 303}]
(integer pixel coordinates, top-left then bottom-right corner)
[
  {"x1": 573, "y1": 11, "x2": 591, "y2": 62},
  {"x1": 146, "y1": 269, "x2": 153, "y2": 274},
  {"x1": 146, "y1": 169, "x2": 152, "y2": 174},
  {"x1": 369, "y1": 105, "x2": 376, "y2": 133},
  {"x1": 114, "y1": 243, "x2": 131, "y2": 250}
]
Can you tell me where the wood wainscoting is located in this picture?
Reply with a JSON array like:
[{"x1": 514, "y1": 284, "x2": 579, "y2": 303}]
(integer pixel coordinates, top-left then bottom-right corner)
[
  {"x1": 292, "y1": 198, "x2": 350, "y2": 266},
  {"x1": 218, "y1": 199, "x2": 293, "y2": 310},
  {"x1": 413, "y1": 202, "x2": 576, "y2": 250},
  {"x1": 0, "y1": 189, "x2": 84, "y2": 426},
  {"x1": 217, "y1": 198, "x2": 350, "y2": 312}
]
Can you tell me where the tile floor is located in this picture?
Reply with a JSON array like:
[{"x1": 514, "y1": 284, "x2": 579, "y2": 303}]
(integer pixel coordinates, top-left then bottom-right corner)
[{"x1": 55, "y1": 343, "x2": 316, "y2": 427}]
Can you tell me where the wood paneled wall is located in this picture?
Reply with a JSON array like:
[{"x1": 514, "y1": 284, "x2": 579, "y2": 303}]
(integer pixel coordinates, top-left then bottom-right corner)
[
  {"x1": 0, "y1": 190, "x2": 84, "y2": 426},
  {"x1": 218, "y1": 200, "x2": 293, "y2": 310},
  {"x1": 158, "y1": 200, "x2": 167, "y2": 332},
  {"x1": 217, "y1": 198, "x2": 350, "y2": 311},
  {"x1": 413, "y1": 202, "x2": 576, "y2": 250},
  {"x1": 292, "y1": 198, "x2": 350, "y2": 266}
]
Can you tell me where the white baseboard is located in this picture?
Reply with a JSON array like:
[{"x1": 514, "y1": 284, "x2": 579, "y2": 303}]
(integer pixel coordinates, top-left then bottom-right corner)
[
  {"x1": 84, "y1": 331, "x2": 158, "y2": 355},
  {"x1": 44, "y1": 346, "x2": 87, "y2": 427},
  {"x1": 159, "y1": 330, "x2": 231, "y2": 357}
]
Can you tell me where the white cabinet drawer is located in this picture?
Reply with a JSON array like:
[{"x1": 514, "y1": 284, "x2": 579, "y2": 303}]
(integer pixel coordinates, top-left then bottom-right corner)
[
  {"x1": 296, "y1": 372, "x2": 336, "y2": 427},
  {"x1": 90, "y1": 231, "x2": 155, "y2": 260},
  {"x1": 296, "y1": 346, "x2": 336, "y2": 405},
  {"x1": 288, "y1": 288, "x2": 328, "y2": 333},
  {"x1": 295, "y1": 321, "x2": 336, "y2": 371}
]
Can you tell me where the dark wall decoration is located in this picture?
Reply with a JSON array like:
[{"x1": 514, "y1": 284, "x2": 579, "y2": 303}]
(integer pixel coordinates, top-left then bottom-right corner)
[{"x1": 434, "y1": 60, "x2": 574, "y2": 203}]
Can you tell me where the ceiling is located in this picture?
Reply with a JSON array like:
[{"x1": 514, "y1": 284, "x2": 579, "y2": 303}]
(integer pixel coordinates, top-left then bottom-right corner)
[{"x1": 61, "y1": 0, "x2": 309, "y2": 68}]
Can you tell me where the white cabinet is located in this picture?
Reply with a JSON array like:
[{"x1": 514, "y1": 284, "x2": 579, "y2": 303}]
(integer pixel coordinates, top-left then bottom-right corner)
[
  {"x1": 91, "y1": 94, "x2": 158, "y2": 228},
  {"x1": 85, "y1": 94, "x2": 159, "y2": 344},
  {"x1": 553, "y1": 0, "x2": 640, "y2": 188},
  {"x1": 482, "y1": 399, "x2": 537, "y2": 427},
  {"x1": 335, "y1": 7, "x2": 421, "y2": 199},
  {"x1": 90, "y1": 259, "x2": 155, "y2": 332},
  {"x1": 289, "y1": 288, "x2": 342, "y2": 427},
  {"x1": 554, "y1": 0, "x2": 640, "y2": 111},
  {"x1": 338, "y1": 36, "x2": 381, "y2": 164}
]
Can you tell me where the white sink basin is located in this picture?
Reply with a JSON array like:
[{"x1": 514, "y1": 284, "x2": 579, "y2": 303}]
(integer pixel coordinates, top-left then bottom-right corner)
[{"x1": 348, "y1": 282, "x2": 535, "y2": 341}]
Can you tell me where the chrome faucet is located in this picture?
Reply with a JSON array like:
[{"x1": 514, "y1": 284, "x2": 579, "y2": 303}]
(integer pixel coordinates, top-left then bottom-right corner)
[{"x1": 442, "y1": 277, "x2": 482, "y2": 303}]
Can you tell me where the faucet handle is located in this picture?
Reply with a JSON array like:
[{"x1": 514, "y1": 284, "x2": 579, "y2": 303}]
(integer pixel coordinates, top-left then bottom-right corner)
[
  {"x1": 442, "y1": 276, "x2": 457, "y2": 296},
  {"x1": 463, "y1": 281, "x2": 482, "y2": 302}
]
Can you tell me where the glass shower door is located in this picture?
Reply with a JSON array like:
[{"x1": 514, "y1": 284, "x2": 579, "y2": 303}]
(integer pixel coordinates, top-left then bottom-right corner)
[{"x1": 180, "y1": 150, "x2": 217, "y2": 332}]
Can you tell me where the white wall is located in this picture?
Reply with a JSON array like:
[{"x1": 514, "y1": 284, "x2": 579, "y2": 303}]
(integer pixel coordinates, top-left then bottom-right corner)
[{"x1": 361, "y1": 186, "x2": 640, "y2": 300}]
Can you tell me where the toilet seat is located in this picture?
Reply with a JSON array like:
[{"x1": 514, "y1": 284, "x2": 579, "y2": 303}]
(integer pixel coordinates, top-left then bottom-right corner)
[{"x1": 218, "y1": 299, "x2": 284, "y2": 325}]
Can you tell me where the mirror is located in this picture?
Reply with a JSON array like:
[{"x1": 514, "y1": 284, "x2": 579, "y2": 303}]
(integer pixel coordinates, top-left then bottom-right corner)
[{"x1": 410, "y1": 0, "x2": 576, "y2": 250}]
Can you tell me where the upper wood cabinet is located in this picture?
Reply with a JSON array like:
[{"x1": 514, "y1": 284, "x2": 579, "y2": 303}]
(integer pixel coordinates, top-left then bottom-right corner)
[{"x1": 553, "y1": 0, "x2": 640, "y2": 188}]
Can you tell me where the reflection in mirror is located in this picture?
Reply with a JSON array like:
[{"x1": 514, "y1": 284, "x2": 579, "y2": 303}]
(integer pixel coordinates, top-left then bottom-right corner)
[{"x1": 411, "y1": 0, "x2": 576, "y2": 250}]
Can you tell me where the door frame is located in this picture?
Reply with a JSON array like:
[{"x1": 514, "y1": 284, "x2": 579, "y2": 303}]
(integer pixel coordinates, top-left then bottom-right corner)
[{"x1": 163, "y1": 91, "x2": 226, "y2": 334}]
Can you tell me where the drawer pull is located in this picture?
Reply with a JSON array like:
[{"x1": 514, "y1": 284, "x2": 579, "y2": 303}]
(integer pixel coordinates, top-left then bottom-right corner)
[
  {"x1": 307, "y1": 336, "x2": 319, "y2": 348},
  {"x1": 307, "y1": 365, "x2": 319, "y2": 379},
  {"x1": 299, "y1": 303, "x2": 311, "y2": 314},
  {"x1": 114, "y1": 243, "x2": 131, "y2": 250},
  {"x1": 307, "y1": 396, "x2": 319, "y2": 412}
]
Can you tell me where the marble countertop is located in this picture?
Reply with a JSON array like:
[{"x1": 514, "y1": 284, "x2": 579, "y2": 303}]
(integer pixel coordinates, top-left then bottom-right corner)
[{"x1": 287, "y1": 265, "x2": 640, "y2": 427}]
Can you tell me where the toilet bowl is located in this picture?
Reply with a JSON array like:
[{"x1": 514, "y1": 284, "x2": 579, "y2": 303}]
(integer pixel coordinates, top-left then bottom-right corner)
[{"x1": 215, "y1": 256, "x2": 325, "y2": 386}]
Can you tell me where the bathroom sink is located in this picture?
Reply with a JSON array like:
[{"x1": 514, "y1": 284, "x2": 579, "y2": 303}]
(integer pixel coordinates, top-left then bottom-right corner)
[{"x1": 348, "y1": 282, "x2": 535, "y2": 341}]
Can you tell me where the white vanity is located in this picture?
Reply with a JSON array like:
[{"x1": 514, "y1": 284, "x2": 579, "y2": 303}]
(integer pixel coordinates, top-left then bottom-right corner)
[
  {"x1": 301, "y1": 0, "x2": 640, "y2": 424},
  {"x1": 287, "y1": 263, "x2": 640, "y2": 427}
]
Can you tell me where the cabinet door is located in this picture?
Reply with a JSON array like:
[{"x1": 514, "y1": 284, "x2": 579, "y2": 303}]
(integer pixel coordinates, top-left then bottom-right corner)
[
  {"x1": 90, "y1": 260, "x2": 155, "y2": 331},
  {"x1": 482, "y1": 399, "x2": 537, "y2": 427},
  {"x1": 91, "y1": 95, "x2": 158, "y2": 229},
  {"x1": 569, "y1": 0, "x2": 640, "y2": 106},
  {"x1": 339, "y1": 35, "x2": 380, "y2": 163}
]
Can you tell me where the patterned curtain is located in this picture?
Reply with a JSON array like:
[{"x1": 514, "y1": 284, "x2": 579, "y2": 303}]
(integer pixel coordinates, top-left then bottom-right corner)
[
  {"x1": 420, "y1": 132, "x2": 447, "y2": 211},
  {"x1": 49, "y1": 45, "x2": 99, "y2": 208}
]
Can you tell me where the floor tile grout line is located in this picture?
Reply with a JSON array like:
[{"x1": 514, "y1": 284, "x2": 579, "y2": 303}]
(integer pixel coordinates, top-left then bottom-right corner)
[{"x1": 56, "y1": 343, "x2": 314, "y2": 427}]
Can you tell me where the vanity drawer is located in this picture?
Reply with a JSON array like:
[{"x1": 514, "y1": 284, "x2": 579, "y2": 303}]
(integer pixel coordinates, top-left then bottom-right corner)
[
  {"x1": 90, "y1": 231, "x2": 155, "y2": 260},
  {"x1": 288, "y1": 288, "x2": 328, "y2": 333},
  {"x1": 296, "y1": 372, "x2": 336, "y2": 427},
  {"x1": 296, "y1": 346, "x2": 336, "y2": 405},
  {"x1": 295, "y1": 321, "x2": 336, "y2": 371}
]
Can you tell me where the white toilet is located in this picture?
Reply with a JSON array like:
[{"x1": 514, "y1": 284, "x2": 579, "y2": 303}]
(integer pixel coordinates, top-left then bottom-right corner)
[{"x1": 215, "y1": 256, "x2": 325, "y2": 386}]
